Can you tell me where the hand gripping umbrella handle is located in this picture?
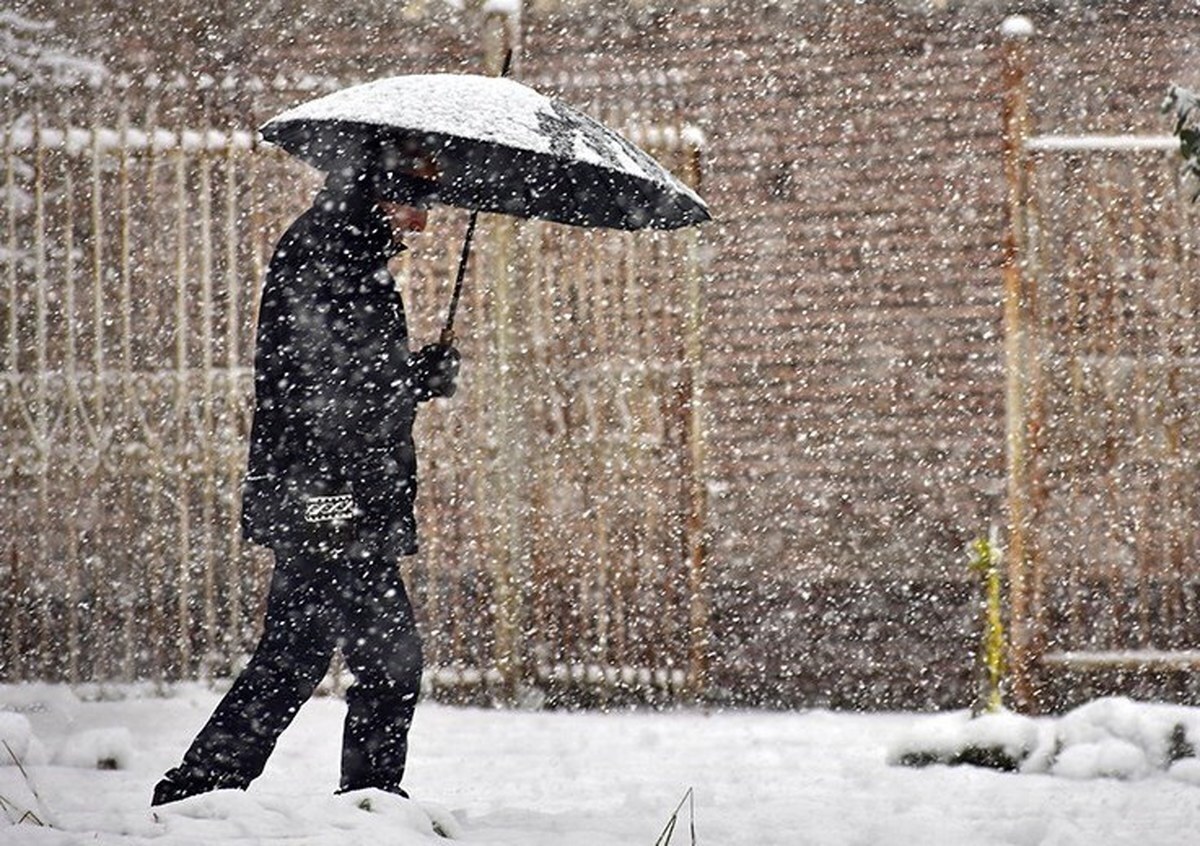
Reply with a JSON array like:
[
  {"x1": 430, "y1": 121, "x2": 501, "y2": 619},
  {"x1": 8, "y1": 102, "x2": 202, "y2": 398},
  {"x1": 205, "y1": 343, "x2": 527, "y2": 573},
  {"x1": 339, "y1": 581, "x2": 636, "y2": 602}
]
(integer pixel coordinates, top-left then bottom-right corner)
[{"x1": 438, "y1": 47, "x2": 513, "y2": 347}]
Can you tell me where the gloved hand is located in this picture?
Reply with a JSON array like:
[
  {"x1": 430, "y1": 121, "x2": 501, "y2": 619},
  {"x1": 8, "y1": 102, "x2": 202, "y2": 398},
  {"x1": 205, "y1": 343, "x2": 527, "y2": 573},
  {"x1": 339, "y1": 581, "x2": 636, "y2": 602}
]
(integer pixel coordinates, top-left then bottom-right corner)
[{"x1": 409, "y1": 343, "x2": 461, "y2": 402}]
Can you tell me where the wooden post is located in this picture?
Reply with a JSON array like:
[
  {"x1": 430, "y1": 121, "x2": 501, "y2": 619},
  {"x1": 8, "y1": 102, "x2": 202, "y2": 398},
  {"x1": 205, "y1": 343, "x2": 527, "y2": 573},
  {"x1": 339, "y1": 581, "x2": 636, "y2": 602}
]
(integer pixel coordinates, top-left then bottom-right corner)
[
  {"x1": 999, "y1": 16, "x2": 1040, "y2": 713},
  {"x1": 482, "y1": 11, "x2": 523, "y2": 702},
  {"x1": 679, "y1": 136, "x2": 710, "y2": 700}
]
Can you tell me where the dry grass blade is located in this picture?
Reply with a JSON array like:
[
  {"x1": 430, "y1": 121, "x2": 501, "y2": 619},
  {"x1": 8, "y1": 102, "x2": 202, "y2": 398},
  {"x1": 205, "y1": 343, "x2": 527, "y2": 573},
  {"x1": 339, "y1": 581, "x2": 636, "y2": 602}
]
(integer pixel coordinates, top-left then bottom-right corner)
[
  {"x1": 2, "y1": 739, "x2": 46, "y2": 826},
  {"x1": 653, "y1": 787, "x2": 696, "y2": 846}
]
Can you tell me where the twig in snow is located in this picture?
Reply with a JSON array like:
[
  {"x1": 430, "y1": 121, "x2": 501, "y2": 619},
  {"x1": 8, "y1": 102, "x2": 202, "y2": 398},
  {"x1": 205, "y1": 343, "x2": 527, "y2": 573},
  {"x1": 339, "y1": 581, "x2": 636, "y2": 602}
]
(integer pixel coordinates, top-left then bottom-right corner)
[
  {"x1": 1, "y1": 740, "x2": 46, "y2": 826},
  {"x1": 653, "y1": 787, "x2": 696, "y2": 846}
]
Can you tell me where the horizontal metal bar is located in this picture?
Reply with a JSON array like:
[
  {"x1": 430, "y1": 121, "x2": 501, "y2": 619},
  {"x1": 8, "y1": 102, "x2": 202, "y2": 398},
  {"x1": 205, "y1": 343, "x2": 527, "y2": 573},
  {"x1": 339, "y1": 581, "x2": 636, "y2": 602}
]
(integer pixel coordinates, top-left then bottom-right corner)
[
  {"x1": 426, "y1": 662, "x2": 690, "y2": 690},
  {"x1": 2, "y1": 367, "x2": 254, "y2": 384},
  {"x1": 1042, "y1": 649, "x2": 1200, "y2": 669},
  {"x1": 625, "y1": 123, "x2": 707, "y2": 152},
  {"x1": 1026, "y1": 134, "x2": 1178, "y2": 153},
  {"x1": 4, "y1": 126, "x2": 257, "y2": 156}
]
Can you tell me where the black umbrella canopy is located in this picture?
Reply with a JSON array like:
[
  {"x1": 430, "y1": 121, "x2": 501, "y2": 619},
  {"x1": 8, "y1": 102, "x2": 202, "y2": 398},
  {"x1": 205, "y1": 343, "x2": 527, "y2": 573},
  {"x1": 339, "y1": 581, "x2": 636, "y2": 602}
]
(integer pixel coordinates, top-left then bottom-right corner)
[{"x1": 260, "y1": 74, "x2": 710, "y2": 231}]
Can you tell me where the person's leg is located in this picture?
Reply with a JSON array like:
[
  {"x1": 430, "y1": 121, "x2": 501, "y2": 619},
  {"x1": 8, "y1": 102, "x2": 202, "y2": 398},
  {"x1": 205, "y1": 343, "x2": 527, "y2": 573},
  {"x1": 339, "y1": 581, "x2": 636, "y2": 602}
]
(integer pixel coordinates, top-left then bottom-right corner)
[
  {"x1": 153, "y1": 545, "x2": 337, "y2": 804},
  {"x1": 336, "y1": 545, "x2": 424, "y2": 795}
]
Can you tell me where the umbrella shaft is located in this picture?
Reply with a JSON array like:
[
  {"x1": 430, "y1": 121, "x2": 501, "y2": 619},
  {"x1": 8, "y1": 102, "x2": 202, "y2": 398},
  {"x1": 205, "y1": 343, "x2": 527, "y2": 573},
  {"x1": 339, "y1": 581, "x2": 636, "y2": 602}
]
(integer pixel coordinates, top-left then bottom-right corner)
[{"x1": 441, "y1": 210, "x2": 478, "y2": 345}]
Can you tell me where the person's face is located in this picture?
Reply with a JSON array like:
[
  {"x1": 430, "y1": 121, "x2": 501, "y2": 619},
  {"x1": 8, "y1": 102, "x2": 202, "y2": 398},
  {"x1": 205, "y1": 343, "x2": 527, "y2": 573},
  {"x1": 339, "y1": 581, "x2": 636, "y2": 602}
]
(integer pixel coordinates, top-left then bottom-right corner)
[{"x1": 378, "y1": 201, "x2": 429, "y2": 239}]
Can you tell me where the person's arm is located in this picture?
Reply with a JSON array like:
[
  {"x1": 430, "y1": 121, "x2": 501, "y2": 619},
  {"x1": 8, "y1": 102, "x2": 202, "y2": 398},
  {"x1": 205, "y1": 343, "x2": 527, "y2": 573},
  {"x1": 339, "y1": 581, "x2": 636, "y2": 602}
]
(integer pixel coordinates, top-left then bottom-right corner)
[{"x1": 295, "y1": 287, "x2": 415, "y2": 455}]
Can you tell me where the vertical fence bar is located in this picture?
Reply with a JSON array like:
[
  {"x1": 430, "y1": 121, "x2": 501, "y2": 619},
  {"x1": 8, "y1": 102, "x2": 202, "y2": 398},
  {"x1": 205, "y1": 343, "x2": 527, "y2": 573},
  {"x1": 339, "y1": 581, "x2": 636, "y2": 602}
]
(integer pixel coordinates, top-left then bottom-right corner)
[
  {"x1": 197, "y1": 142, "x2": 218, "y2": 674},
  {"x1": 246, "y1": 117, "x2": 272, "y2": 646},
  {"x1": 90, "y1": 114, "x2": 107, "y2": 431},
  {"x1": 1127, "y1": 164, "x2": 1154, "y2": 649},
  {"x1": 1090, "y1": 168, "x2": 1125, "y2": 653},
  {"x1": 483, "y1": 14, "x2": 524, "y2": 700},
  {"x1": 88, "y1": 105, "x2": 113, "y2": 680},
  {"x1": 141, "y1": 86, "x2": 168, "y2": 682},
  {"x1": 1166, "y1": 151, "x2": 1197, "y2": 646},
  {"x1": 489, "y1": 215, "x2": 522, "y2": 700},
  {"x1": 680, "y1": 135, "x2": 710, "y2": 699},
  {"x1": 31, "y1": 101, "x2": 55, "y2": 680},
  {"x1": 116, "y1": 95, "x2": 139, "y2": 680},
  {"x1": 3, "y1": 106, "x2": 15, "y2": 377},
  {"x1": 999, "y1": 17, "x2": 1039, "y2": 712},
  {"x1": 1057, "y1": 169, "x2": 1088, "y2": 651},
  {"x1": 3, "y1": 108, "x2": 21, "y2": 680},
  {"x1": 173, "y1": 129, "x2": 193, "y2": 676},
  {"x1": 223, "y1": 126, "x2": 244, "y2": 660},
  {"x1": 62, "y1": 125, "x2": 83, "y2": 684}
]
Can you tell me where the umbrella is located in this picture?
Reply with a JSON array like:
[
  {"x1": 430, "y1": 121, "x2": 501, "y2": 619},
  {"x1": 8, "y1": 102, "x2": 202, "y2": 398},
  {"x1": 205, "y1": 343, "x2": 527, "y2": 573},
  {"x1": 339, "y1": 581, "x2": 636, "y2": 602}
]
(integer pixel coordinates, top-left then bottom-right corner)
[
  {"x1": 259, "y1": 73, "x2": 710, "y2": 232},
  {"x1": 260, "y1": 72, "x2": 710, "y2": 342}
]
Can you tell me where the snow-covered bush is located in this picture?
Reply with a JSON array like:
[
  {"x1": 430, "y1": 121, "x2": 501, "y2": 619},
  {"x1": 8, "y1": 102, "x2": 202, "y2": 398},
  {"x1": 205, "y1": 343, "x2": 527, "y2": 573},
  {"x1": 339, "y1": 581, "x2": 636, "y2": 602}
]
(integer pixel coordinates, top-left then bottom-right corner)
[
  {"x1": 53, "y1": 727, "x2": 134, "y2": 771},
  {"x1": 0, "y1": 712, "x2": 50, "y2": 827},
  {"x1": 889, "y1": 708, "x2": 1040, "y2": 772},
  {"x1": 0, "y1": 712, "x2": 48, "y2": 767},
  {"x1": 891, "y1": 697, "x2": 1200, "y2": 781},
  {"x1": 1033, "y1": 697, "x2": 1200, "y2": 781}
]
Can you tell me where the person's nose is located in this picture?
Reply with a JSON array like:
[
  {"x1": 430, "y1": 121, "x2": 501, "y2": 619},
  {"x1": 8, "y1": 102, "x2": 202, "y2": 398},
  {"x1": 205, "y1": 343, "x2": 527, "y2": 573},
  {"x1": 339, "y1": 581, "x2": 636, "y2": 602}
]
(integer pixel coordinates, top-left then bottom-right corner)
[{"x1": 407, "y1": 208, "x2": 428, "y2": 232}]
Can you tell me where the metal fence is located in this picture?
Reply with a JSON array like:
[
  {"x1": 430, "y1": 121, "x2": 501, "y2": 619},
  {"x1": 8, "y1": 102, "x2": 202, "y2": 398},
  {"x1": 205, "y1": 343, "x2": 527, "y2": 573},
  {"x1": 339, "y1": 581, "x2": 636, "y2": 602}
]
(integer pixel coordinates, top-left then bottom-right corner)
[
  {"x1": 1001, "y1": 31, "x2": 1200, "y2": 711},
  {"x1": 1, "y1": 76, "x2": 709, "y2": 704}
]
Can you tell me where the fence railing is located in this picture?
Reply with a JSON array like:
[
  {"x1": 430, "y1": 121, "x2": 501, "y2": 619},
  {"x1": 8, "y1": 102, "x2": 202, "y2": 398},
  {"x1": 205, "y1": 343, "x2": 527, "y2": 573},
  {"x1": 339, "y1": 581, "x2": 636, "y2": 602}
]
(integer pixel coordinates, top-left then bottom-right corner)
[
  {"x1": 1, "y1": 76, "x2": 710, "y2": 704},
  {"x1": 1001, "y1": 24, "x2": 1200, "y2": 711}
]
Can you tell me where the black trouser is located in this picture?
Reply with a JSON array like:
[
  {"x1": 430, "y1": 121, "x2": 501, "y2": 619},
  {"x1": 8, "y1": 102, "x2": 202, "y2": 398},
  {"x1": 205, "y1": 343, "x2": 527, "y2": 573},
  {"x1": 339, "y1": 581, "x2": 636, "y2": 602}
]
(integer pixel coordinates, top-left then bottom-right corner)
[{"x1": 171, "y1": 539, "x2": 423, "y2": 794}]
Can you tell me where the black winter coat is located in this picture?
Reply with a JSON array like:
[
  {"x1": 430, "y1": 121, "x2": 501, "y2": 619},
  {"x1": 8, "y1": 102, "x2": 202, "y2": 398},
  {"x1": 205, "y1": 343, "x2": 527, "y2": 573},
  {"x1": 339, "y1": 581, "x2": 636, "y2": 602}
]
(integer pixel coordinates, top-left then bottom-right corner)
[{"x1": 241, "y1": 184, "x2": 420, "y2": 558}]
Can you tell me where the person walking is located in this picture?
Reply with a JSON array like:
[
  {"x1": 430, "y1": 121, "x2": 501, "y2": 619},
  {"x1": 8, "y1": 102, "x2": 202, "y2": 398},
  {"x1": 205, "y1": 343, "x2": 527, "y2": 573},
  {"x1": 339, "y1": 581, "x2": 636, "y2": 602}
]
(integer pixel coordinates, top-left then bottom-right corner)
[{"x1": 152, "y1": 159, "x2": 459, "y2": 806}]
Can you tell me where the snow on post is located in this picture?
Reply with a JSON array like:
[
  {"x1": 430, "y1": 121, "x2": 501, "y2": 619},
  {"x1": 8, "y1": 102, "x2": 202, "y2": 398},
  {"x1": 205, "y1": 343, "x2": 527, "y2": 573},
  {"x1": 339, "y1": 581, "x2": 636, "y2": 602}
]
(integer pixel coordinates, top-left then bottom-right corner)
[
  {"x1": 482, "y1": 0, "x2": 522, "y2": 16},
  {"x1": 999, "y1": 15, "x2": 1035, "y2": 40}
]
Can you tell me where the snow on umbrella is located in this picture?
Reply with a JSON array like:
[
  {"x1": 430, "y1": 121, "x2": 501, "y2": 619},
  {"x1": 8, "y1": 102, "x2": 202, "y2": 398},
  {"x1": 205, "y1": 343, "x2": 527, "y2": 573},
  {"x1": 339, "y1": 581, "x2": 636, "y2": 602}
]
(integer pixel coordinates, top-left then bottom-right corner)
[{"x1": 259, "y1": 73, "x2": 711, "y2": 232}]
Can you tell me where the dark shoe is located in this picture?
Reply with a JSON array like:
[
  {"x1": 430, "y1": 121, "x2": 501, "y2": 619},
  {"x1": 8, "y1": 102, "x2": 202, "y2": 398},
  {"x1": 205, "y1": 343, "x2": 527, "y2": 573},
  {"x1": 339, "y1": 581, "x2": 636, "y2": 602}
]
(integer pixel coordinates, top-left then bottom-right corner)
[
  {"x1": 151, "y1": 767, "x2": 246, "y2": 806},
  {"x1": 336, "y1": 784, "x2": 409, "y2": 800}
]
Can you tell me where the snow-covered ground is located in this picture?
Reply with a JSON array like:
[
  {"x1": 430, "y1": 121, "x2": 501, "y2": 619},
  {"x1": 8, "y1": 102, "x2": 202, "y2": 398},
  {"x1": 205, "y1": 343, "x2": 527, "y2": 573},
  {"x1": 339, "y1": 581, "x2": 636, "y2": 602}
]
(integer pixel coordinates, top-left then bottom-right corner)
[{"x1": 2, "y1": 684, "x2": 1200, "y2": 845}]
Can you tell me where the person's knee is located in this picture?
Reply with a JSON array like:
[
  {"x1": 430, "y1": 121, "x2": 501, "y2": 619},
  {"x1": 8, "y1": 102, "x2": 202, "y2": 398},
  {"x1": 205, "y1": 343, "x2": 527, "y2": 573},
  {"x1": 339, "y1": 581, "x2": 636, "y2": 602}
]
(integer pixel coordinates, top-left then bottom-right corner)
[
  {"x1": 244, "y1": 635, "x2": 333, "y2": 696},
  {"x1": 388, "y1": 632, "x2": 424, "y2": 687},
  {"x1": 349, "y1": 630, "x2": 422, "y2": 694},
  {"x1": 383, "y1": 629, "x2": 424, "y2": 689}
]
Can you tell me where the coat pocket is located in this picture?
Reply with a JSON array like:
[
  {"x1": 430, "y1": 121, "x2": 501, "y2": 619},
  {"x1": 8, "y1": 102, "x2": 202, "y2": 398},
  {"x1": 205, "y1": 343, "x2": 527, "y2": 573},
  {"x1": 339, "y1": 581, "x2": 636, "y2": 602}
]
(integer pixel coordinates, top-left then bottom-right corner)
[
  {"x1": 241, "y1": 473, "x2": 289, "y2": 546},
  {"x1": 350, "y1": 457, "x2": 418, "y2": 557}
]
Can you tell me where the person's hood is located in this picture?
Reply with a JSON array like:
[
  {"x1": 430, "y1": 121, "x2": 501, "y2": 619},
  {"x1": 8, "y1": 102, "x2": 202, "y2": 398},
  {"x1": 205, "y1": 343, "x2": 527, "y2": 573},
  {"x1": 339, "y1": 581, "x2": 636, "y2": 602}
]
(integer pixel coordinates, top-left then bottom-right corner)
[{"x1": 313, "y1": 176, "x2": 406, "y2": 262}]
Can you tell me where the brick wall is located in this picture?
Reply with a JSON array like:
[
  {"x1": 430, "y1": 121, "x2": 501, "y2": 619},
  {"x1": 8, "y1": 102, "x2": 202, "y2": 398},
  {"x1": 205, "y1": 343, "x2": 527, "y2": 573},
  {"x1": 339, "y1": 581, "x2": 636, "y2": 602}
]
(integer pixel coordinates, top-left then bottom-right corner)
[
  {"x1": 508, "y1": 1, "x2": 1200, "y2": 708},
  {"x1": 513, "y1": 4, "x2": 1011, "y2": 707}
]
